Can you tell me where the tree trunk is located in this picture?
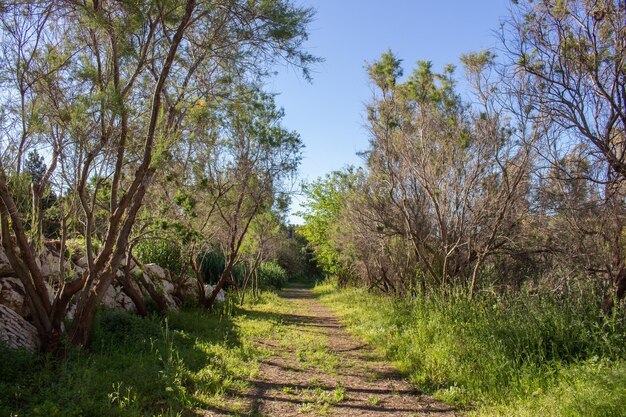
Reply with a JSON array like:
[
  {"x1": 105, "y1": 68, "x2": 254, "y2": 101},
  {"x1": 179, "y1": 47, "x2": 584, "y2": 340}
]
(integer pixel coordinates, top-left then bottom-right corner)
[
  {"x1": 204, "y1": 259, "x2": 234, "y2": 308},
  {"x1": 137, "y1": 270, "x2": 170, "y2": 315},
  {"x1": 117, "y1": 273, "x2": 148, "y2": 317},
  {"x1": 68, "y1": 295, "x2": 99, "y2": 347},
  {"x1": 118, "y1": 251, "x2": 148, "y2": 316}
]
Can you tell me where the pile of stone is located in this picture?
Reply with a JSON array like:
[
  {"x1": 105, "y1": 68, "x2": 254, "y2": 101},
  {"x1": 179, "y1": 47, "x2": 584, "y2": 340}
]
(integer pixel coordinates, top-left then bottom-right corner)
[{"x1": 0, "y1": 244, "x2": 223, "y2": 350}]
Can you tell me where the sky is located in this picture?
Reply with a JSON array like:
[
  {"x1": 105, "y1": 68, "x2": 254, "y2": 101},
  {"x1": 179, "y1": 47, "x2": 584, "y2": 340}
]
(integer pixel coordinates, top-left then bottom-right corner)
[{"x1": 266, "y1": 0, "x2": 513, "y2": 223}]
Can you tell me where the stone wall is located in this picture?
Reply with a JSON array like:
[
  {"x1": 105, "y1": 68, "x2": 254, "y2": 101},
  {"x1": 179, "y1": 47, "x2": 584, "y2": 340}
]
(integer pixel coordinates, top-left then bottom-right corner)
[{"x1": 0, "y1": 245, "x2": 218, "y2": 350}]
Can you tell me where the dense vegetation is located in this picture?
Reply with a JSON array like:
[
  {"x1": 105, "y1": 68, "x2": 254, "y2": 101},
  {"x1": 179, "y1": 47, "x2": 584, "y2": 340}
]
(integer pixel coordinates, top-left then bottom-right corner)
[
  {"x1": 0, "y1": 0, "x2": 317, "y2": 351},
  {"x1": 298, "y1": 0, "x2": 626, "y2": 415},
  {"x1": 0, "y1": 292, "x2": 304, "y2": 416},
  {"x1": 0, "y1": 0, "x2": 625, "y2": 416},
  {"x1": 302, "y1": 0, "x2": 625, "y2": 316}
]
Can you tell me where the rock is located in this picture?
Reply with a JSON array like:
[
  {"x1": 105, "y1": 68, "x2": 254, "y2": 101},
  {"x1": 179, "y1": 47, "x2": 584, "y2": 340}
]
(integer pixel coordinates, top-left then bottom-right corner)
[
  {"x1": 67, "y1": 302, "x2": 77, "y2": 321},
  {"x1": 43, "y1": 281, "x2": 54, "y2": 304},
  {"x1": 120, "y1": 257, "x2": 139, "y2": 272},
  {"x1": 204, "y1": 284, "x2": 226, "y2": 303},
  {"x1": 157, "y1": 281, "x2": 179, "y2": 311},
  {"x1": 0, "y1": 277, "x2": 28, "y2": 317},
  {"x1": 161, "y1": 279, "x2": 175, "y2": 296},
  {"x1": 0, "y1": 304, "x2": 38, "y2": 351},
  {"x1": 72, "y1": 264, "x2": 85, "y2": 281},
  {"x1": 143, "y1": 263, "x2": 170, "y2": 281},
  {"x1": 0, "y1": 277, "x2": 55, "y2": 319},
  {"x1": 101, "y1": 285, "x2": 118, "y2": 310},
  {"x1": 38, "y1": 247, "x2": 57, "y2": 279},
  {"x1": 142, "y1": 264, "x2": 178, "y2": 311},
  {"x1": 114, "y1": 290, "x2": 136, "y2": 313},
  {"x1": 178, "y1": 277, "x2": 199, "y2": 301},
  {"x1": 0, "y1": 248, "x2": 13, "y2": 276},
  {"x1": 76, "y1": 256, "x2": 88, "y2": 268},
  {"x1": 100, "y1": 278, "x2": 139, "y2": 313}
]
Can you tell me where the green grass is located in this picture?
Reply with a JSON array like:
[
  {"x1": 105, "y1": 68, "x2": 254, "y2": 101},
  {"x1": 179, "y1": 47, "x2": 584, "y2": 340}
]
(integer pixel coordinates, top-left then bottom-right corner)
[
  {"x1": 0, "y1": 293, "x2": 288, "y2": 417},
  {"x1": 314, "y1": 279, "x2": 626, "y2": 416}
]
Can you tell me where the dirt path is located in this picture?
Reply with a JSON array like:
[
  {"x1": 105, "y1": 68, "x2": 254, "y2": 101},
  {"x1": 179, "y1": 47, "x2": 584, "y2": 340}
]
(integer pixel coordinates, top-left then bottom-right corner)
[{"x1": 236, "y1": 286, "x2": 459, "y2": 417}]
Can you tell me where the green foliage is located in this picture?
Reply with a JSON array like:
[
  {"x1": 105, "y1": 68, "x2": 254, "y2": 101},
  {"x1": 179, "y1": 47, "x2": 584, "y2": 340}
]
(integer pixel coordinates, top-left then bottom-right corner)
[
  {"x1": 24, "y1": 150, "x2": 46, "y2": 185},
  {"x1": 173, "y1": 189, "x2": 197, "y2": 217},
  {"x1": 479, "y1": 359, "x2": 626, "y2": 417},
  {"x1": 65, "y1": 236, "x2": 102, "y2": 258},
  {"x1": 299, "y1": 169, "x2": 358, "y2": 282},
  {"x1": 367, "y1": 49, "x2": 403, "y2": 91},
  {"x1": 5, "y1": 172, "x2": 32, "y2": 223},
  {"x1": 135, "y1": 240, "x2": 183, "y2": 277},
  {"x1": 316, "y1": 283, "x2": 626, "y2": 415},
  {"x1": 91, "y1": 310, "x2": 162, "y2": 352},
  {"x1": 199, "y1": 248, "x2": 225, "y2": 285},
  {"x1": 257, "y1": 261, "x2": 288, "y2": 289}
]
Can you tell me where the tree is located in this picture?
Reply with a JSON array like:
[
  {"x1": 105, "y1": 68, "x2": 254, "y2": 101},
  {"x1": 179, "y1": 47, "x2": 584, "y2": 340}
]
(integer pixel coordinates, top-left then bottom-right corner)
[
  {"x1": 0, "y1": 0, "x2": 315, "y2": 351},
  {"x1": 505, "y1": 0, "x2": 626, "y2": 181},
  {"x1": 300, "y1": 170, "x2": 358, "y2": 286},
  {"x1": 364, "y1": 51, "x2": 533, "y2": 297},
  {"x1": 505, "y1": 0, "x2": 626, "y2": 303},
  {"x1": 198, "y1": 87, "x2": 302, "y2": 308},
  {"x1": 238, "y1": 210, "x2": 283, "y2": 302}
]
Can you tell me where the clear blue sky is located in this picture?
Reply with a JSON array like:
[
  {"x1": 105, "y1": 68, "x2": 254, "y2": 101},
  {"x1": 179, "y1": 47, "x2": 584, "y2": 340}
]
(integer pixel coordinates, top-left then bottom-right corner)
[{"x1": 266, "y1": 0, "x2": 512, "y2": 223}]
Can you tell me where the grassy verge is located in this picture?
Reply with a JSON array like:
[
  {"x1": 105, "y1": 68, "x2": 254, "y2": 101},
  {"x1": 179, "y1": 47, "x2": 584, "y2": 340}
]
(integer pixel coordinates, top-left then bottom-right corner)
[
  {"x1": 0, "y1": 292, "x2": 286, "y2": 417},
  {"x1": 314, "y1": 279, "x2": 626, "y2": 416}
]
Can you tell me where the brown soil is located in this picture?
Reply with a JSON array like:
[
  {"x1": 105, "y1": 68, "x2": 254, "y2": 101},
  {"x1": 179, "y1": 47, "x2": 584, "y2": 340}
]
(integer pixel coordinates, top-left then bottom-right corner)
[{"x1": 207, "y1": 286, "x2": 460, "y2": 417}]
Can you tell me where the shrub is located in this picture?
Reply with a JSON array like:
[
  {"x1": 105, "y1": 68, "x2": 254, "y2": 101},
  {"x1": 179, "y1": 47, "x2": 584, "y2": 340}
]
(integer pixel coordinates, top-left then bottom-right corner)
[
  {"x1": 91, "y1": 309, "x2": 162, "y2": 353},
  {"x1": 198, "y1": 249, "x2": 244, "y2": 288},
  {"x1": 198, "y1": 249, "x2": 225, "y2": 285},
  {"x1": 135, "y1": 239, "x2": 182, "y2": 277},
  {"x1": 258, "y1": 261, "x2": 288, "y2": 289}
]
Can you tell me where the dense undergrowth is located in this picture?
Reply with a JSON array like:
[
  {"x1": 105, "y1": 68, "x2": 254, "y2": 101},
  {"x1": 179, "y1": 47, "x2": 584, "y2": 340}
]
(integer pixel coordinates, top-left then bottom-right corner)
[
  {"x1": 0, "y1": 292, "x2": 285, "y2": 417},
  {"x1": 314, "y1": 279, "x2": 626, "y2": 416}
]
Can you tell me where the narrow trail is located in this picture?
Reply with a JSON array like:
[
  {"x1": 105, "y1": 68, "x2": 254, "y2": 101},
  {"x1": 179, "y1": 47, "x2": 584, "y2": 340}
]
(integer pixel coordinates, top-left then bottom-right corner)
[{"x1": 223, "y1": 286, "x2": 459, "y2": 416}]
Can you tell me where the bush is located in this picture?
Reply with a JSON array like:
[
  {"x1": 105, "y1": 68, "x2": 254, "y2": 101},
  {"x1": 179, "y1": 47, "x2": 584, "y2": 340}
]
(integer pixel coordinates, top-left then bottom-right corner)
[
  {"x1": 199, "y1": 248, "x2": 225, "y2": 285},
  {"x1": 199, "y1": 249, "x2": 244, "y2": 288},
  {"x1": 135, "y1": 239, "x2": 182, "y2": 277},
  {"x1": 258, "y1": 261, "x2": 288, "y2": 289}
]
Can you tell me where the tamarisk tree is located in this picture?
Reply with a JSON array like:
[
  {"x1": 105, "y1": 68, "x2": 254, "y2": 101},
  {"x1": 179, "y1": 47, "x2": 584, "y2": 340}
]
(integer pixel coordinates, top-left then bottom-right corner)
[{"x1": 0, "y1": 0, "x2": 315, "y2": 351}]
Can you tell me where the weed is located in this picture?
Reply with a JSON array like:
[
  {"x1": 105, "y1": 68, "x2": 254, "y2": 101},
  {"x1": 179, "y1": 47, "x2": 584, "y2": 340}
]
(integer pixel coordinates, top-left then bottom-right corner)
[
  {"x1": 108, "y1": 382, "x2": 137, "y2": 409},
  {"x1": 367, "y1": 395, "x2": 380, "y2": 406},
  {"x1": 331, "y1": 384, "x2": 346, "y2": 403}
]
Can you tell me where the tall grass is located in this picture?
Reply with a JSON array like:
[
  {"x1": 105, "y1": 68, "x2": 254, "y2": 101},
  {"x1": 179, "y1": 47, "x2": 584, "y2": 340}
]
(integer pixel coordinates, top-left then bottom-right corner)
[{"x1": 314, "y1": 280, "x2": 626, "y2": 415}]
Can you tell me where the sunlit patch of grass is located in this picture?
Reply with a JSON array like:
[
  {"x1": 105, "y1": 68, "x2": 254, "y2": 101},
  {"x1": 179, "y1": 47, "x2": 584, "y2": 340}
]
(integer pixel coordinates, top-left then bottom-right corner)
[
  {"x1": 0, "y1": 291, "x2": 293, "y2": 417},
  {"x1": 296, "y1": 383, "x2": 346, "y2": 415},
  {"x1": 367, "y1": 394, "x2": 380, "y2": 406},
  {"x1": 282, "y1": 385, "x2": 299, "y2": 395},
  {"x1": 277, "y1": 325, "x2": 340, "y2": 373},
  {"x1": 475, "y1": 359, "x2": 626, "y2": 417}
]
